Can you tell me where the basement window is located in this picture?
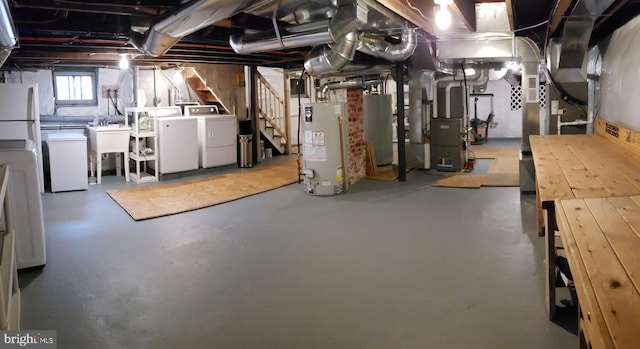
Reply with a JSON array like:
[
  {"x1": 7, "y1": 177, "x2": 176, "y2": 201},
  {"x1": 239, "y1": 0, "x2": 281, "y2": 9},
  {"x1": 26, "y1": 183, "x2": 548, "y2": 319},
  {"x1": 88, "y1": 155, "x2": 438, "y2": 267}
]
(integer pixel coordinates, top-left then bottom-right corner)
[{"x1": 53, "y1": 70, "x2": 97, "y2": 106}]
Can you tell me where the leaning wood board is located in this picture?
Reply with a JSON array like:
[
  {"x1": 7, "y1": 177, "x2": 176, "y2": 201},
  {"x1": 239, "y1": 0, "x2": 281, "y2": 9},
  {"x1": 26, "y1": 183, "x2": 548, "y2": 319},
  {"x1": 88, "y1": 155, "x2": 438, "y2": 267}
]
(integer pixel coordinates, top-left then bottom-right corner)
[{"x1": 556, "y1": 196, "x2": 640, "y2": 349}]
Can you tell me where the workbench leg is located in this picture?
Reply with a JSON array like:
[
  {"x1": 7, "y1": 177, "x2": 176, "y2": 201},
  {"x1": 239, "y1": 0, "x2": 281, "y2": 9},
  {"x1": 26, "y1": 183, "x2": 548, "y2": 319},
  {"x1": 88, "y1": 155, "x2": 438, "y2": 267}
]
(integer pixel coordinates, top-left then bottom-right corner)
[
  {"x1": 537, "y1": 182, "x2": 544, "y2": 236},
  {"x1": 545, "y1": 206, "x2": 557, "y2": 320}
]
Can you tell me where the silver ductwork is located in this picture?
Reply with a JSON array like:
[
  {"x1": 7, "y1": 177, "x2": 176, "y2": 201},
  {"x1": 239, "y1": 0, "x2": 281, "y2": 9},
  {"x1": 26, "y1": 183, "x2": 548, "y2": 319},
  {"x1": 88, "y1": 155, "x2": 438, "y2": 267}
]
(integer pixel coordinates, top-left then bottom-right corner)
[
  {"x1": 317, "y1": 76, "x2": 381, "y2": 100},
  {"x1": 231, "y1": 21, "x2": 334, "y2": 54},
  {"x1": 231, "y1": 3, "x2": 361, "y2": 54},
  {"x1": 357, "y1": 30, "x2": 417, "y2": 62},
  {"x1": 130, "y1": 0, "x2": 254, "y2": 57},
  {"x1": 304, "y1": 31, "x2": 360, "y2": 76},
  {"x1": 0, "y1": 0, "x2": 18, "y2": 67},
  {"x1": 558, "y1": 0, "x2": 614, "y2": 69}
]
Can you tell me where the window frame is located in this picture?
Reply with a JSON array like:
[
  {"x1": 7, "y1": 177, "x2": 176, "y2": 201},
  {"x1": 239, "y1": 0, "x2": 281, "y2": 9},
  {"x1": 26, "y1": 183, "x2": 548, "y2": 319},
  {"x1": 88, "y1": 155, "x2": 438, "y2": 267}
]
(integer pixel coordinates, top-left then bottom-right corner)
[{"x1": 53, "y1": 69, "x2": 98, "y2": 106}]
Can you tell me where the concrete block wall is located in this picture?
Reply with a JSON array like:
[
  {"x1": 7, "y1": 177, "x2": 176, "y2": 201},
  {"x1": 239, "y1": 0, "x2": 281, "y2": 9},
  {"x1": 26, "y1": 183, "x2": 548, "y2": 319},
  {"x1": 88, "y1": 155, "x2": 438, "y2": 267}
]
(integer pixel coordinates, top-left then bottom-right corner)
[{"x1": 347, "y1": 88, "x2": 366, "y2": 184}]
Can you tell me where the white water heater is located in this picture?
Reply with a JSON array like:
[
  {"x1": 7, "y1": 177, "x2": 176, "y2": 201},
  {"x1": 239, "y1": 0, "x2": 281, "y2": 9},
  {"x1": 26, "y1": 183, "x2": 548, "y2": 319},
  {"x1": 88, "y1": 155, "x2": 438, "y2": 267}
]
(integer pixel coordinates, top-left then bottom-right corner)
[{"x1": 302, "y1": 102, "x2": 349, "y2": 196}]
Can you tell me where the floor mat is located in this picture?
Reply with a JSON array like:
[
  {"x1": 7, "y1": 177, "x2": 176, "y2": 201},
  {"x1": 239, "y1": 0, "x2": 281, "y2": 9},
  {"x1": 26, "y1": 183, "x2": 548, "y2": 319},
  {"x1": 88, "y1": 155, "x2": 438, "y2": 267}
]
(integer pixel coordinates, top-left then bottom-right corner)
[
  {"x1": 433, "y1": 146, "x2": 520, "y2": 188},
  {"x1": 108, "y1": 159, "x2": 299, "y2": 221},
  {"x1": 433, "y1": 174, "x2": 485, "y2": 188}
]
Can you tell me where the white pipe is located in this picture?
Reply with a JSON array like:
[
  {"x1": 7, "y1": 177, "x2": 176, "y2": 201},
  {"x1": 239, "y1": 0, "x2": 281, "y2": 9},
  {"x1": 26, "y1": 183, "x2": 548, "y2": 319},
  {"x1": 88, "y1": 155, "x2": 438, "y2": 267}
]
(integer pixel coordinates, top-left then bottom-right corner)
[
  {"x1": 444, "y1": 70, "x2": 487, "y2": 118},
  {"x1": 445, "y1": 82, "x2": 458, "y2": 119},
  {"x1": 432, "y1": 75, "x2": 457, "y2": 120}
]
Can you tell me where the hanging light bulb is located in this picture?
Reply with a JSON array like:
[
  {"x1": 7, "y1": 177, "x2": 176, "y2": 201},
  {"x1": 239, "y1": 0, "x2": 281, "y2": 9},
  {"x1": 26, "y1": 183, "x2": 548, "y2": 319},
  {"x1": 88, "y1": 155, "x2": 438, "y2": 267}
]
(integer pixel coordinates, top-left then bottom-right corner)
[
  {"x1": 119, "y1": 53, "x2": 129, "y2": 70},
  {"x1": 435, "y1": 0, "x2": 453, "y2": 30}
]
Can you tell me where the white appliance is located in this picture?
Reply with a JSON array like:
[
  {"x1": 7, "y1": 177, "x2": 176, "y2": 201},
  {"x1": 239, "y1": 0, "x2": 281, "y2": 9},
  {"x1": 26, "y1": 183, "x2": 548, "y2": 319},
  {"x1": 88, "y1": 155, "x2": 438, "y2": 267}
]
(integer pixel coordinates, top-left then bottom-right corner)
[
  {"x1": 185, "y1": 106, "x2": 237, "y2": 168},
  {"x1": 157, "y1": 116, "x2": 199, "y2": 174},
  {"x1": 0, "y1": 140, "x2": 46, "y2": 269},
  {"x1": 0, "y1": 83, "x2": 44, "y2": 193},
  {"x1": 46, "y1": 133, "x2": 88, "y2": 192}
]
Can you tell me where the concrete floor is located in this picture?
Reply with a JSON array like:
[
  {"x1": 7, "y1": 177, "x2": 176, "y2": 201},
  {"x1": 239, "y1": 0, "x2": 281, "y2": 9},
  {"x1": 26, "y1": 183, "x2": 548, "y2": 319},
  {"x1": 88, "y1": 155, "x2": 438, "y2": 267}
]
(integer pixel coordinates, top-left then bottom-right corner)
[{"x1": 19, "y1": 141, "x2": 578, "y2": 349}]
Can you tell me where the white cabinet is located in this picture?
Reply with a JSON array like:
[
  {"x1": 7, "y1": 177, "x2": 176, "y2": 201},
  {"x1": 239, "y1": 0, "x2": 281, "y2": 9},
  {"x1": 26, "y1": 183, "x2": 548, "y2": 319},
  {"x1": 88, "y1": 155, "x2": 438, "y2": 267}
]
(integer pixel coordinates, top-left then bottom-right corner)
[{"x1": 125, "y1": 107, "x2": 159, "y2": 183}]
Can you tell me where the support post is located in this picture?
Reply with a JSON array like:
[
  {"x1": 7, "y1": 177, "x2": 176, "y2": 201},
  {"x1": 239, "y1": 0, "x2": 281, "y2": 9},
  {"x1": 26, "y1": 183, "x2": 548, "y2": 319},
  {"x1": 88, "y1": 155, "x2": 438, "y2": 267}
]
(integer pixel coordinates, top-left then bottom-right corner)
[
  {"x1": 250, "y1": 66, "x2": 258, "y2": 165},
  {"x1": 396, "y1": 62, "x2": 407, "y2": 182}
]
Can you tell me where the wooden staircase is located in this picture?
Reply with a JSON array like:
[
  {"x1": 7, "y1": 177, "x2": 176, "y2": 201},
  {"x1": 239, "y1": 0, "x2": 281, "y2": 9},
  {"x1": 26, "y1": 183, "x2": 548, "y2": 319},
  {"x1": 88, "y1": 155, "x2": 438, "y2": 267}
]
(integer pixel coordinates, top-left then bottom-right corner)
[
  {"x1": 257, "y1": 72, "x2": 288, "y2": 155},
  {"x1": 184, "y1": 67, "x2": 230, "y2": 114}
]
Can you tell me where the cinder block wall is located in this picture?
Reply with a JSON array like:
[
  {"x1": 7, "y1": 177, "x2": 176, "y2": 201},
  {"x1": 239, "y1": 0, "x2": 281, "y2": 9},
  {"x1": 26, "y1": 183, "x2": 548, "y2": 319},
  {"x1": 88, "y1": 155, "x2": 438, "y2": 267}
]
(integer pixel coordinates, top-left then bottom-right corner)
[{"x1": 347, "y1": 88, "x2": 366, "y2": 184}]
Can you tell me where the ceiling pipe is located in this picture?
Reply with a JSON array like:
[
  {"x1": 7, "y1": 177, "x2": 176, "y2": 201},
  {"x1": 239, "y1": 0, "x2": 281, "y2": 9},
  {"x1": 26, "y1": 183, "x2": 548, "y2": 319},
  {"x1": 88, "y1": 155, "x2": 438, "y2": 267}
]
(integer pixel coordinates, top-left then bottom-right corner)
[
  {"x1": 303, "y1": 31, "x2": 360, "y2": 77},
  {"x1": 317, "y1": 76, "x2": 381, "y2": 101},
  {"x1": 230, "y1": 21, "x2": 333, "y2": 54},
  {"x1": 356, "y1": 29, "x2": 417, "y2": 62},
  {"x1": 231, "y1": 3, "x2": 361, "y2": 55},
  {"x1": 130, "y1": 0, "x2": 254, "y2": 57},
  {"x1": 445, "y1": 70, "x2": 487, "y2": 118},
  {"x1": 0, "y1": 0, "x2": 18, "y2": 67}
]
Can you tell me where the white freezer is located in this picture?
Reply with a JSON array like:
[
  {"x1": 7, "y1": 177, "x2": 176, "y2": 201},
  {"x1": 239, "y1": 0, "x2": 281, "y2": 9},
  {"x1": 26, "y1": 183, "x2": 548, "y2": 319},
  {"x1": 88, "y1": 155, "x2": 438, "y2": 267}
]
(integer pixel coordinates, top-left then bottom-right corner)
[
  {"x1": 157, "y1": 116, "x2": 199, "y2": 174},
  {"x1": 197, "y1": 115, "x2": 237, "y2": 168},
  {"x1": 0, "y1": 140, "x2": 46, "y2": 269},
  {"x1": 46, "y1": 133, "x2": 88, "y2": 192},
  {"x1": 0, "y1": 83, "x2": 44, "y2": 193}
]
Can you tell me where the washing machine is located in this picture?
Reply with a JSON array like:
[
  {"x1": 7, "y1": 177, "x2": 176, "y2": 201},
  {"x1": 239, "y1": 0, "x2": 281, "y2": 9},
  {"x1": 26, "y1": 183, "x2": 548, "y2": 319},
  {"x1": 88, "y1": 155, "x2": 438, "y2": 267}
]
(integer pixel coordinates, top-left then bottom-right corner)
[
  {"x1": 0, "y1": 139, "x2": 46, "y2": 269},
  {"x1": 185, "y1": 106, "x2": 237, "y2": 168}
]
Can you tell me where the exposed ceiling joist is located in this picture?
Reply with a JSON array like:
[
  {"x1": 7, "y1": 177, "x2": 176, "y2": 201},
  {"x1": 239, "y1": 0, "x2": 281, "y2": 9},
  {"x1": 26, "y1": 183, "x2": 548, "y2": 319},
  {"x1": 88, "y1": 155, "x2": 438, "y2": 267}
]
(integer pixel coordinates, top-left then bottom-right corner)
[
  {"x1": 10, "y1": 0, "x2": 169, "y2": 17},
  {"x1": 549, "y1": 0, "x2": 573, "y2": 35},
  {"x1": 594, "y1": 0, "x2": 629, "y2": 30},
  {"x1": 450, "y1": 0, "x2": 476, "y2": 31},
  {"x1": 505, "y1": 0, "x2": 514, "y2": 30},
  {"x1": 372, "y1": 0, "x2": 434, "y2": 33}
]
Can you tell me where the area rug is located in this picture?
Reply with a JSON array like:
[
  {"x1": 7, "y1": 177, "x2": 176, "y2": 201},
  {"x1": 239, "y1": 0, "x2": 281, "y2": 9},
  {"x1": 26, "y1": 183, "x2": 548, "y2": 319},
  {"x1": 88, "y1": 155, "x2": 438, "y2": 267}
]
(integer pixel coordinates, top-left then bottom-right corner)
[
  {"x1": 108, "y1": 159, "x2": 299, "y2": 221},
  {"x1": 433, "y1": 146, "x2": 520, "y2": 188}
]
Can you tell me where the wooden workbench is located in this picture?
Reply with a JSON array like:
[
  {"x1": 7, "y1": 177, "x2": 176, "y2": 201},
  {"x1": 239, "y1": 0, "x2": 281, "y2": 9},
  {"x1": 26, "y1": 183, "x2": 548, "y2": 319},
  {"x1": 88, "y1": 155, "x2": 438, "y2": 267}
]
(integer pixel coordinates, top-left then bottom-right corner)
[
  {"x1": 555, "y1": 196, "x2": 640, "y2": 349},
  {"x1": 530, "y1": 121, "x2": 640, "y2": 319}
]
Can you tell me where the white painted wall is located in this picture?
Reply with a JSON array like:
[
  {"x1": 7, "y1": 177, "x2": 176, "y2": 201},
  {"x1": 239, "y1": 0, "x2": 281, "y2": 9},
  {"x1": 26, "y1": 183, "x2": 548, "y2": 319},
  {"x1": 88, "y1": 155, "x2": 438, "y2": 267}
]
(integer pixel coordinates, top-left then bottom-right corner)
[
  {"x1": 599, "y1": 14, "x2": 640, "y2": 129},
  {"x1": 470, "y1": 79, "x2": 523, "y2": 138},
  {"x1": 138, "y1": 68, "x2": 192, "y2": 109},
  {"x1": 5, "y1": 68, "x2": 134, "y2": 116}
]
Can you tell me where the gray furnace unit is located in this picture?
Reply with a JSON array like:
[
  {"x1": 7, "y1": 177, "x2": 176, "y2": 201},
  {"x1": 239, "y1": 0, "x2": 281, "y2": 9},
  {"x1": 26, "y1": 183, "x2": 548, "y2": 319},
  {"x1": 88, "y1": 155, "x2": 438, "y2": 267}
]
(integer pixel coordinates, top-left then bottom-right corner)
[{"x1": 431, "y1": 118, "x2": 464, "y2": 172}]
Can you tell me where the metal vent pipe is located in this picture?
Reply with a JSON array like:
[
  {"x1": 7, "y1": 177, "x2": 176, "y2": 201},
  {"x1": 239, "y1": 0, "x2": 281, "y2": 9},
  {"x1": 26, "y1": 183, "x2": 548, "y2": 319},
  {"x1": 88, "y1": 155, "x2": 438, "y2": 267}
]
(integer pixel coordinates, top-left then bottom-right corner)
[
  {"x1": 130, "y1": 0, "x2": 254, "y2": 57},
  {"x1": 303, "y1": 31, "x2": 360, "y2": 76},
  {"x1": 0, "y1": 0, "x2": 18, "y2": 67},
  {"x1": 356, "y1": 30, "x2": 417, "y2": 62},
  {"x1": 231, "y1": 3, "x2": 361, "y2": 55}
]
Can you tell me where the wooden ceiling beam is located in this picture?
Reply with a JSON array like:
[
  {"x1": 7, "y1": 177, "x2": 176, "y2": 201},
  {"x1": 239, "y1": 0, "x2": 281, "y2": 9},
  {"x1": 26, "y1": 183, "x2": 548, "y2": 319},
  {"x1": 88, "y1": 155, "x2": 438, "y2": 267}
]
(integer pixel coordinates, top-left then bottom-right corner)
[
  {"x1": 549, "y1": 0, "x2": 574, "y2": 35},
  {"x1": 594, "y1": 0, "x2": 629, "y2": 30},
  {"x1": 374, "y1": 0, "x2": 434, "y2": 33},
  {"x1": 505, "y1": 0, "x2": 514, "y2": 30},
  {"x1": 450, "y1": 0, "x2": 476, "y2": 31}
]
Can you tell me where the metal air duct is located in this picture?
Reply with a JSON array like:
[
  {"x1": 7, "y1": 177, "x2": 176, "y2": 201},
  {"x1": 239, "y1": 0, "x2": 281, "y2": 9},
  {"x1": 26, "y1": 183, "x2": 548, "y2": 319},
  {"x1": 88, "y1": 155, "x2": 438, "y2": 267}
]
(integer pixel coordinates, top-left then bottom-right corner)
[
  {"x1": 304, "y1": 31, "x2": 360, "y2": 76},
  {"x1": 0, "y1": 0, "x2": 17, "y2": 67},
  {"x1": 130, "y1": 0, "x2": 254, "y2": 57},
  {"x1": 231, "y1": 3, "x2": 362, "y2": 55},
  {"x1": 317, "y1": 76, "x2": 381, "y2": 100},
  {"x1": 558, "y1": 0, "x2": 614, "y2": 69},
  {"x1": 356, "y1": 29, "x2": 417, "y2": 62},
  {"x1": 230, "y1": 21, "x2": 334, "y2": 54}
]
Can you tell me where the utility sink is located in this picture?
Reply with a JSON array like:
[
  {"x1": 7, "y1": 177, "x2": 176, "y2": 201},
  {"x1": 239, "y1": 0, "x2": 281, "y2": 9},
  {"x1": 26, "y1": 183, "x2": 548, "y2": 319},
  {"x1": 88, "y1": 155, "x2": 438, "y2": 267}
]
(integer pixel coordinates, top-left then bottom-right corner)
[
  {"x1": 87, "y1": 125, "x2": 131, "y2": 153},
  {"x1": 87, "y1": 124, "x2": 132, "y2": 184}
]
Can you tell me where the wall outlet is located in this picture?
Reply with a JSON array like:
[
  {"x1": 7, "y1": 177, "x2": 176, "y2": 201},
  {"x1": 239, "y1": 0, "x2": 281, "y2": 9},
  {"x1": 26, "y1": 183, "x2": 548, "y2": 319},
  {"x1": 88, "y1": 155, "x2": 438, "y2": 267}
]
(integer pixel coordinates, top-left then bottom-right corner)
[{"x1": 102, "y1": 85, "x2": 119, "y2": 98}]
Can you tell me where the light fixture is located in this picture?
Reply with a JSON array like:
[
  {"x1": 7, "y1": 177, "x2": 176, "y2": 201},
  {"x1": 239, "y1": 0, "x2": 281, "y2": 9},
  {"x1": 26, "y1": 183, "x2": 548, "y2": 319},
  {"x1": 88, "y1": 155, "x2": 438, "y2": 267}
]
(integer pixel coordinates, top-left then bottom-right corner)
[
  {"x1": 505, "y1": 61, "x2": 521, "y2": 72},
  {"x1": 118, "y1": 53, "x2": 129, "y2": 70},
  {"x1": 174, "y1": 67, "x2": 184, "y2": 82},
  {"x1": 435, "y1": 0, "x2": 453, "y2": 30},
  {"x1": 464, "y1": 68, "x2": 476, "y2": 76}
]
